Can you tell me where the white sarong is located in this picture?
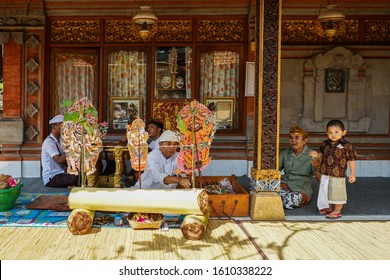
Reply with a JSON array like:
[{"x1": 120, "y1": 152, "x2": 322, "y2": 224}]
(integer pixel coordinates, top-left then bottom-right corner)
[{"x1": 317, "y1": 174, "x2": 330, "y2": 210}]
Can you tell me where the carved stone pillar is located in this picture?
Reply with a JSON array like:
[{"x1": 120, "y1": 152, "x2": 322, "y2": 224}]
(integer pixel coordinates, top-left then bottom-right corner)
[{"x1": 250, "y1": 0, "x2": 281, "y2": 191}]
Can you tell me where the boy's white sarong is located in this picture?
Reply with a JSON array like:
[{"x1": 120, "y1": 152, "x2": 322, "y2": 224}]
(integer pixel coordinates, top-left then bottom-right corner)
[{"x1": 317, "y1": 175, "x2": 330, "y2": 210}]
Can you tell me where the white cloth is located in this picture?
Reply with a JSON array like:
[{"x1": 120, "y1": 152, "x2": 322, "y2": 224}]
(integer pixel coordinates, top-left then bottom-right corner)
[
  {"x1": 317, "y1": 174, "x2": 330, "y2": 210},
  {"x1": 148, "y1": 136, "x2": 161, "y2": 151},
  {"x1": 159, "y1": 130, "x2": 179, "y2": 142},
  {"x1": 41, "y1": 133, "x2": 65, "y2": 185},
  {"x1": 134, "y1": 148, "x2": 179, "y2": 189},
  {"x1": 49, "y1": 115, "x2": 64, "y2": 124}
]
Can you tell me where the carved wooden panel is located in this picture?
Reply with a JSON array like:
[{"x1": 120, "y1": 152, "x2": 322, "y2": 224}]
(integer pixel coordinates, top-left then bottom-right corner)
[
  {"x1": 152, "y1": 102, "x2": 185, "y2": 131},
  {"x1": 155, "y1": 20, "x2": 192, "y2": 42},
  {"x1": 364, "y1": 19, "x2": 390, "y2": 42},
  {"x1": 50, "y1": 20, "x2": 100, "y2": 43},
  {"x1": 197, "y1": 20, "x2": 244, "y2": 42},
  {"x1": 282, "y1": 19, "x2": 359, "y2": 43},
  {"x1": 105, "y1": 20, "x2": 144, "y2": 42},
  {"x1": 257, "y1": 0, "x2": 280, "y2": 170}
]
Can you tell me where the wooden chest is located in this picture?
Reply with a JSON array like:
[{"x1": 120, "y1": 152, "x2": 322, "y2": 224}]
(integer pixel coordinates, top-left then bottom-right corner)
[{"x1": 200, "y1": 176, "x2": 249, "y2": 217}]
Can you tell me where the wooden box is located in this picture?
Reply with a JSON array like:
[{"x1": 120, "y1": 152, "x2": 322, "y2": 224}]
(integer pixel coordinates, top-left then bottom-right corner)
[{"x1": 199, "y1": 176, "x2": 249, "y2": 217}]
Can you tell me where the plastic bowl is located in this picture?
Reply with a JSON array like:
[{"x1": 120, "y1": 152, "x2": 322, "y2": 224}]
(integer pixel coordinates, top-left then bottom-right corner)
[{"x1": 0, "y1": 183, "x2": 23, "y2": 211}]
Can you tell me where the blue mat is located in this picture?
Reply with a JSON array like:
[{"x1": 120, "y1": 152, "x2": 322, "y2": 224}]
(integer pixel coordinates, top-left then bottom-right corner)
[{"x1": 0, "y1": 192, "x2": 183, "y2": 229}]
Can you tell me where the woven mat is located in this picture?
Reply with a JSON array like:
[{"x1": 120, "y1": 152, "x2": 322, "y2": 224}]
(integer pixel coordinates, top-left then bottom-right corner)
[{"x1": 0, "y1": 192, "x2": 183, "y2": 229}]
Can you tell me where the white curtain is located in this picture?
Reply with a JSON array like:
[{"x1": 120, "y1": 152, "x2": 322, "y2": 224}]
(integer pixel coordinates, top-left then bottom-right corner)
[
  {"x1": 57, "y1": 57, "x2": 95, "y2": 114},
  {"x1": 200, "y1": 50, "x2": 239, "y2": 98},
  {"x1": 107, "y1": 51, "x2": 147, "y2": 98}
]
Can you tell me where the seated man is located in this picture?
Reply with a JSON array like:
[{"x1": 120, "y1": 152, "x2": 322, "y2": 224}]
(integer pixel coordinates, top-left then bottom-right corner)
[
  {"x1": 278, "y1": 126, "x2": 321, "y2": 209},
  {"x1": 134, "y1": 130, "x2": 191, "y2": 189},
  {"x1": 147, "y1": 119, "x2": 164, "y2": 151},
  {"x1": 41, "y1": 115, "x2": 79, "y2": 187}
]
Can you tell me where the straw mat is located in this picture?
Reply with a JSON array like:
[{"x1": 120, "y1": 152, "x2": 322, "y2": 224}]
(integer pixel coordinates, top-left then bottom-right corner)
[
  {"x1": 0, "y1": 220, "x2": 262, "y2": 260},
  {"x1": 237, "y1": 220, "x2": 390, "y2": 260}
]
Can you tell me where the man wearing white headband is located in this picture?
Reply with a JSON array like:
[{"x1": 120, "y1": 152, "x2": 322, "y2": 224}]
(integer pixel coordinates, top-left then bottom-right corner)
[
  {"x1": 134, "y1": 130, "x2": 191, "y2": 189},
  {"x1": 41, "y1": 115, "x2": 79, "y2": 188}
]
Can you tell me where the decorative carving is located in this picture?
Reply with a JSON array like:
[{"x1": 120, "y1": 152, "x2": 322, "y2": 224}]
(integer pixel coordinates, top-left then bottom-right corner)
[
  {"x1": 155, "y1": 20, "x2": 192, "y2": 42},
  {"x1": 105, "y1": 20, "x2": 144, "y2": 42},
  {"x1": 27, "y1": 81, "x2": 40, "y2": 95},
  {"x1": 26, "y1": 58, "x2": 40, "y2": 72},
  {"x1": 25, "y1": 125, "x2": 39, "y2": 141},
  {"x1": 5, "y1": 17, "x2": 18, "y2": 26},
  {"x1": 301, "y1": 47, "x2": 371, "y2": 133},
  {"x1": 26, "y1": 35, "x2": 40, "y2": 49},
  {"x1": 282, "y1": 19, "x2": 358, "y2": 43},
  {"x1": 0, "y1": 15, "x2": 44, "y2": 26},
  {"x1": 282, "y1": 20, "x2": 319, "y2": 43},
  {"x1": 197, "y1": 20, "x2": 244, "y2": 42},
  {"x1": 364, "y1": 20, "x2": 390, "y2": 42},
  {"x1": 11, "y1": 32, "x2": 23, "y2": 45},
  {"x1": 152, "y1": 102, "x2": 185, "y2": 131},
  {"x1": 259, "y1": 0, "x2": 280, "y2": 170},
  {"x1": 51, "y1": 20, "x2": 100, "y2": 43},
  {"x1": 0, "y1": 32, "x2": 10, "y2": 44},
  {"x1": 26, "y1": 103, "x2": 39, "y2": 118},
  {"x1": 250, "y1": 169, "x2": 281, "y2": 192}
]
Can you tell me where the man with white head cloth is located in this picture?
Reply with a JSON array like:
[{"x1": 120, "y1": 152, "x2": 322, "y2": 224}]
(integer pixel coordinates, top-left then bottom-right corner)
[
  {"x1": 41, "y1": 115, "x2": 79, "y2": 188},
  {"x1": 134, "y1": 130, "x2": 191, "y2": 189}
]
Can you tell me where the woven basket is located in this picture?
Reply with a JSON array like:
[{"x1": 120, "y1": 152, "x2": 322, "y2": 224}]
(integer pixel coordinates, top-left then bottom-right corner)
[
  {"x1": 126, "y1": 213, "x2": 164, "y2": 230},
  {"x1": 0, "y1": 182, "x2": 23, "y2": 211}
]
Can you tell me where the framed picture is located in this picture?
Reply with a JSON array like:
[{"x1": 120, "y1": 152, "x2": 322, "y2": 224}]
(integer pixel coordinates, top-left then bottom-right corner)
[
  {"x1": 245, "y1": 62, "x2": 255, "y2": 97},
  {"x1": 204, "y1": 97, "x2": 235, "y2": 129},
  {"x1": 325, "y1": 69, "x2": 346, "y2": 93},
  {"x1": 110, "y1": 97, "x2": 142, "y2": 130}
]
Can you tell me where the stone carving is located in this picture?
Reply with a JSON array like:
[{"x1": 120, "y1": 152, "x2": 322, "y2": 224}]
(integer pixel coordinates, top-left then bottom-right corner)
[
  {"x1": 11, "y1": 32, "x2": 23, "y2": 45},
  {"x1": 26, "y1": 58, "x2": 40, "y2": 72},
  {"x1": 301, "y1": 46, "x2": 371, "y2": 133},
  {"x1": 27, "y1": 81, "x2": 40, "y2": 95},
  {"x1": 26, "y1": 35, "x2": 40, "y2": 49},
  {"x1": 25, "y1": 125, "x2": 38, "y2": 141},
  {"x1": 0, "y1": 32, "x2": 10, "y2": 44},
  {"x1": 26, "y1": 103, "x2": 39, "y2": 118}
]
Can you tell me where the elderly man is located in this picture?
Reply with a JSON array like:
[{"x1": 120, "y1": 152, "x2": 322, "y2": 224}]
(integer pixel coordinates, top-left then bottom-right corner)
[
  {"x1": 279, "y1": 126, "x2": 321, "y2": 209},
  {"x1": 41, "y1": 115, "x2": 79, "y2": 188},
  {"x1": 134, "y1": 130, "x2": 191, "y2": 189}
]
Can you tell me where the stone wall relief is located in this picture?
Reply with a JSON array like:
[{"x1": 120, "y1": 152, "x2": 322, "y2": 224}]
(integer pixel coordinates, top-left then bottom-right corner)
[{"x1": 300, "y1": 46, "x2": 371, "y2": 132}]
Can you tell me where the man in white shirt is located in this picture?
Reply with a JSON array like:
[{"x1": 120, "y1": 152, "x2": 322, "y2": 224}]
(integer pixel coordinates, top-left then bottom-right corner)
[
  {"x1": 147, "y1": 119, "x2": 164, "y2": 151},
  {"x1": 41, "y1": 115, "x2": 79, "y2": 187},
  {"x1": 134, "y1": 130, "x2": 191, "y2": 189}
]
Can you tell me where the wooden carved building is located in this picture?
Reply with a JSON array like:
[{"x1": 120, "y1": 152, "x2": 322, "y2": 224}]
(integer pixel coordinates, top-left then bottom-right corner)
[{"x1": 0, "y1": 0, "x2": 389, "y2": 181}]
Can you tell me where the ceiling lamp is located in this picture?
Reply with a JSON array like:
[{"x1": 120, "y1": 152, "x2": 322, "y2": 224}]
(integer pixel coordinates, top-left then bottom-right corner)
[
  {"x1": 317, "y1": 2, "x2": 345, "y2": 39},
  {"x1": 133, "y1": 6, "x2": 158, "y2": 41}
]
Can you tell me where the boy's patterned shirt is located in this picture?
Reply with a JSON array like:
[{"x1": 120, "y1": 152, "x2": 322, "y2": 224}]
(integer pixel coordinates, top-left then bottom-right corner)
[{"x1": 319, "y1": 137, "x2": 357, "y2": 178}]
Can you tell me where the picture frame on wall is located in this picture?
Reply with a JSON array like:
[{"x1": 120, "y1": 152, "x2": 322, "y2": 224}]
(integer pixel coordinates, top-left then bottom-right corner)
[
  {"x1": 204, "y1": 97, "x2": 235, "y2": 129},
  {"x1": 110, "y1": 97, "x2": 142, "y2": 130}
]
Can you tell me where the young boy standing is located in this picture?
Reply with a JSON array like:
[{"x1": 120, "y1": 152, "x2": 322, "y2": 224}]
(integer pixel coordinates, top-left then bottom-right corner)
[{"x1": 310, "y1": 119, "x2": 357, "y2": 219}]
